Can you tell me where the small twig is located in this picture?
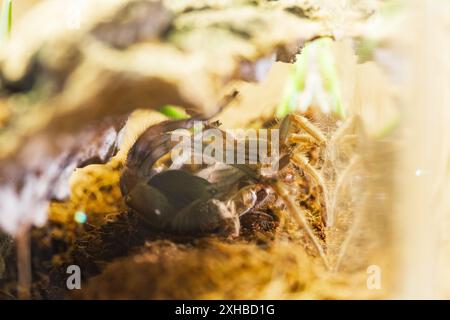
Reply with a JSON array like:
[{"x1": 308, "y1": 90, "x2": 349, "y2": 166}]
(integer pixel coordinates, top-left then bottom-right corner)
[{"x1": 16, "y1": 228, "x2": 31, "y2": 300}]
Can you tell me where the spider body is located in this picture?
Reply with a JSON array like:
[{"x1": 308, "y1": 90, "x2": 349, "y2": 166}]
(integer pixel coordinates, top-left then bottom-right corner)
[{"x1": 120, "y1": 110, "x2": 361, "y2": 263}]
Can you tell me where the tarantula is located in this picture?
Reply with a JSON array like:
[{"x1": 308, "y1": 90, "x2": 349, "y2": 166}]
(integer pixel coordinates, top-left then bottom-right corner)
[{"x1": 120, "y1": 110, "x2": 362, "y2": 266}]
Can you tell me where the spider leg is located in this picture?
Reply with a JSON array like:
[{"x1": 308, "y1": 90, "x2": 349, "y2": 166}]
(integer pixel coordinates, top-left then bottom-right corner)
[
  {"x1": 332, "y1": 193, "x2": 368, "y2": 272},
  {"x1": 325, "y1": 115, "x2": 362, "y2": 226},
  {"x1": 327, "y1": 155, "x2": 362, "y2": 227},
  {"x1": 272, "y1": 182, "x2": 330, "y2": 269},
  {"x1": 291, "y1": 152, "x2": 331, "y2": 225},
  {"x1": 291, "y1": 153, "x2": 325, "y2": 188},
  {"x1": 290, "y1": 114, "x2": 327, "y2": 145},
  {"x1": 337, "y1": 134, "x2": 359, "y2": 147},
  {"x1": 288, "y1": 133, "x2": 317, "y2": 145},
  {"x1": 331, "y1": 115, "x2": 361, "y2": 143}
]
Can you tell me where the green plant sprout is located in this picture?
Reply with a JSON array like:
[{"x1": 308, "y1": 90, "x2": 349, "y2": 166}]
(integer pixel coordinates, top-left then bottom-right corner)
[
  {"x1": 276, "y1": 37, "x2": 345, "y2": 119},
  {"x1": 0, "y1": 0, "x2": 12, "y2": 44},
  {"x1": 158, "y1": 105, "x2": 190, "y2": 120}
]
